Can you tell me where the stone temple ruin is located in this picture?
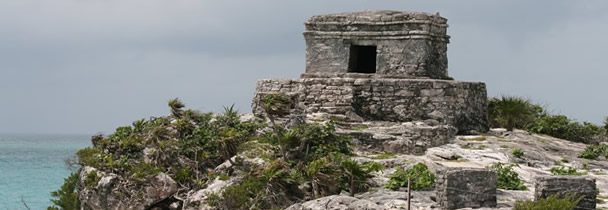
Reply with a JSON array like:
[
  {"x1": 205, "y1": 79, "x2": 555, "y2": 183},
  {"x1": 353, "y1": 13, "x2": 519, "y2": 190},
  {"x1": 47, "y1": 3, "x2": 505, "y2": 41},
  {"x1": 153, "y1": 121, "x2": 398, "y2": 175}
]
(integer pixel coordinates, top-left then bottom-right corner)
[
  {"x1": 249, "y1": 10, "x2": 601, "y2": 210},
  {"x1": 253, "y1": 10, "x2": 488, "y2": 154}
]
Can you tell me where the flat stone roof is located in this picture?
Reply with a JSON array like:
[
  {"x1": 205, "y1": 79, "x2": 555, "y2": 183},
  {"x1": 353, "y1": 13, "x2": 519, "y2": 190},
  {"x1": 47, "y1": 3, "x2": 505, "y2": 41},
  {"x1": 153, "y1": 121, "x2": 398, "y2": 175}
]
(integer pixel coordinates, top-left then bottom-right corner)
[{"x1": 306, "y1": 10, "x2": 447, "y2": 25}]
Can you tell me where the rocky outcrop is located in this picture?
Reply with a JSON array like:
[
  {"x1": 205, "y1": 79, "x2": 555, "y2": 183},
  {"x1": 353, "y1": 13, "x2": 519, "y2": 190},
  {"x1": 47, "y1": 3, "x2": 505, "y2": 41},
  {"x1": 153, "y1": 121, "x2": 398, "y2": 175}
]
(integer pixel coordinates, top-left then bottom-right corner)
[{"x1": 78, "y1": 167, "x2": 178, "y2": 210}]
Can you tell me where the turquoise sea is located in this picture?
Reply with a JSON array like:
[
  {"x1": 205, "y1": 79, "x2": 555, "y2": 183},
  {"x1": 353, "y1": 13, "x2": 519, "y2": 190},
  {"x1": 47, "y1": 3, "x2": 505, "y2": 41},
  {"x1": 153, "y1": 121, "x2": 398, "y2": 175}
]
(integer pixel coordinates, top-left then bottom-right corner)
[{"x1": 0, "y1": 134, "x2": 90, "y2": 210}]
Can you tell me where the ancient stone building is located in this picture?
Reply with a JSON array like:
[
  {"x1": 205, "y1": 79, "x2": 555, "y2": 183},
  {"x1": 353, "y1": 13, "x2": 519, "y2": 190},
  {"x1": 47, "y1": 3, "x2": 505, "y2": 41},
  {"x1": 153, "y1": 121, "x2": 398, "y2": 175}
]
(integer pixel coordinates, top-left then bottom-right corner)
[{"x1": 252, "y1": 10, "x2": 488, "y2": 153}]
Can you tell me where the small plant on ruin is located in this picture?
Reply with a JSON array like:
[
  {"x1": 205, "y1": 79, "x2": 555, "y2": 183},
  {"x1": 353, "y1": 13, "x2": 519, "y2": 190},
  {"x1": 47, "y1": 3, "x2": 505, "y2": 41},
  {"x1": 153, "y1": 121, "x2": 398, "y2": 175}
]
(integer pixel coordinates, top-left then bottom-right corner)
[
  {"x1": 385, "y1": 163, "x2": 436, "y2": 191},
  {"x1": 513, "y1": 194, "x2": 581, "y2": 210},
  {"x1": 512, "y1": 148, "x2": 525, "y2": 159},
  {"x1": 489, "y1": 163, "x2": 527, "y2": 190},
  {"x1": 488, "y1": 96, "x2": 544, "y2": 131},
  {"x1": 261, "y1": 93, "x2": 293, "y2": 117},
  {"x1": 579, "y1": 144, "x2": 608, "y2": 160},
  {"x1": 550, "y1": 166, "x2": 585, "y2": 176}
]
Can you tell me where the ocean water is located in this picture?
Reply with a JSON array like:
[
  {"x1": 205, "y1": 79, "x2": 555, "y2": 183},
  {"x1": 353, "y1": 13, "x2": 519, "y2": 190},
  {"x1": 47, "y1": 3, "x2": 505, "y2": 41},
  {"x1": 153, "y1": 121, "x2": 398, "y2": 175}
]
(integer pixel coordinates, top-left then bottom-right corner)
[{"x1": 0, "y1": 134, "x2": 90, "y2": 210}]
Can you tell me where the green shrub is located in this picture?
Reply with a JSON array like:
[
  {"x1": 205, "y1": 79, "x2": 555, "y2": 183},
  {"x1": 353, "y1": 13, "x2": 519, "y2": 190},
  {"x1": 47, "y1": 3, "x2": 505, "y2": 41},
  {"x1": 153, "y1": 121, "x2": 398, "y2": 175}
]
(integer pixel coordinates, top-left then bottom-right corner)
[
  {"x1": 212, "y1": 160, "x2": 301, "y2": 210},
  {"x1": 489, "y1": 163, "x2": 527, "y2": 190},
  {"x1": 306, "y1": 154, "x2": 383, "y2": 196},
  {"x1": 512, "y1": 148, "x2": 525, "y2": 159},
  {"x1": 550, "y1": 166, "x2": 585, "y2": 176},
  {"x1": 84, "y1": 171, "x2": 100, "y2": 188},
  {"x1": 488, "y1": 96, "x2": 544, "y2": 131},
  {"x1": 513, "y1": 194, "x2": 581, "y2": 210},
  {"x1": 579, "y1": 144, "x2": 608, "y2": 160},
  {"x1": 48, "y1": 172, "x2": 80, "y2": 210},
  {"x1": 172, "y1": 166, "x2": 194, "y2": 185},
  {"x1": 385, "y1": 163, "x2": 435, "y2": 191},
  {"x1": 57, "y1": 99, "x2": 373, "y2": 210},
  {"x1": 263, "y1": 122, "x2": 351, "y2": 163},
  {"x1": 76, "y1": 147, "x2": 103, "y2": 168},
  {"x1": 129, "y1": 162, "x2": 161, "y2": 182},
  {"x1": 528, "y1": 115, "x2": 603, "y2": 144}
]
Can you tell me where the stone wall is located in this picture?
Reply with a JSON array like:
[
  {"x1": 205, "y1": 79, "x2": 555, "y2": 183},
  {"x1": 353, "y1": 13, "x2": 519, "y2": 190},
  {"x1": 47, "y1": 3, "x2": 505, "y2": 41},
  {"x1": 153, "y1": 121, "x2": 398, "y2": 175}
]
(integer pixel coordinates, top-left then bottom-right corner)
[
  {"x1": 303, "y1": 38, "x2": 449, "y2": 79},
  {"x1": 534, "y1": 176, "x2": 598, "y2": 210},
  {"x1": 253, "y1": 77, "x2": 488, "y2": 134},
  {"x1": 435, "y1": 168, "x2": 497, "y2": 210}
]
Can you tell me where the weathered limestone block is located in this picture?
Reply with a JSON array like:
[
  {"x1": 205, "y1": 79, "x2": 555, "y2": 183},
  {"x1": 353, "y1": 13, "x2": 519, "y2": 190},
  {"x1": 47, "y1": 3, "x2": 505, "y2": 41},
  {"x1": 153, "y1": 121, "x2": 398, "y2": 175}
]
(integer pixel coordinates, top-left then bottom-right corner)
[
  {"x1": 534, "y1": 176, "x2": 598, "y2": 210},
  {"x1": 435, "y1": 168, "x2": 497, "y2": 210}
]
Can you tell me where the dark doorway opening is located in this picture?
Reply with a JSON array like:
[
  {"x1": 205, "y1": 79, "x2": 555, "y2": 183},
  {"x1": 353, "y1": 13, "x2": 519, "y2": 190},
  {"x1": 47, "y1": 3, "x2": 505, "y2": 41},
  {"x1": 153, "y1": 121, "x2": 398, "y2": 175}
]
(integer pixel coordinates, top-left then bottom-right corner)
[{"x1": 348, "y1": 45, "x2": 377, "y2": 73}]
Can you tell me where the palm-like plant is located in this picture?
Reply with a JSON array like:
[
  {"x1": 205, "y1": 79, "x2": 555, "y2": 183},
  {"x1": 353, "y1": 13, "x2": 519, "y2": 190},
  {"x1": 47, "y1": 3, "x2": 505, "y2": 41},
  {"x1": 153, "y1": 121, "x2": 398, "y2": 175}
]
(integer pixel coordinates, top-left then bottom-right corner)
[
  {"x1": 339, "y1": 158, "x2": 382, "y2": 195},
  {"x1": 168, "y1": 98, "x2": 185, "y2": 118},
  {"x1": 488, "y1": 96, "x2": 543, "y2": 131},
  {"x1": 304, "y1": 156, "x2": 340, "y2": 198}
]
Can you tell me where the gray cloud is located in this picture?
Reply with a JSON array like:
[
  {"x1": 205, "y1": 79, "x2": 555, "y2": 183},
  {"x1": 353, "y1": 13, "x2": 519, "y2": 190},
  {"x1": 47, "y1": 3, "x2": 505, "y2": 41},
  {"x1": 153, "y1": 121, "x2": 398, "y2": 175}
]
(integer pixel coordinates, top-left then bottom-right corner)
[{"x1": 1, "y1": 0, "x2": 607, "y2": 134}]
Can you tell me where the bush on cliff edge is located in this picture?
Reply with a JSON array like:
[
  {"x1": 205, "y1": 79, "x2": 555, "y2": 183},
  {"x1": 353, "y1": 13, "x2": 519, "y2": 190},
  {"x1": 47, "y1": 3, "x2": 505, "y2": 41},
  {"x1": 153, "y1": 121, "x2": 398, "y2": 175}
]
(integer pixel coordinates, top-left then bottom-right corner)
[
  {"x1": 49, "y1": 97, "x2": 381, "y2": 210},
  {"x1": 48, "y1": 172, "x2": 80, "y2": 210},
  {"x1": 488, "y1": 96, "x2": 606, "y2": 144}
]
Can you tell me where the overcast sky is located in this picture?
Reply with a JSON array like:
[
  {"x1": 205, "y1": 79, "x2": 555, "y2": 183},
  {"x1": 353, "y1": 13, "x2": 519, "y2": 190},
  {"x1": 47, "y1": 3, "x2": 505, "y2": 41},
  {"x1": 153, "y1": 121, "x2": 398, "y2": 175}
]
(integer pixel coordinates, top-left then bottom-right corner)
[{"x1": 1, "y1": 1, "x2": 607, "y2": 134}]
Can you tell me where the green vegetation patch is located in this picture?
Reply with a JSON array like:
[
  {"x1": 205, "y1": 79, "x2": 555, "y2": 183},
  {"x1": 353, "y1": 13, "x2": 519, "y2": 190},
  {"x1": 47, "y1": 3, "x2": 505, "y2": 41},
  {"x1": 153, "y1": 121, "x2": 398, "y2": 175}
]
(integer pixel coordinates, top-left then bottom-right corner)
[
  {"x1": 261, "y1": 93, "x2": 293, "y2": 117},
  {"x1": 550, "y1": 166, "x2": 586, "y2": 176},
  {"x1": 489, "y1": 163, "x2": 527, "y2": 190},
  {"x1": 488, "y1": 96, "x2": 607, "y2": 144},
  {"x1": 488, "y1": 96, "x2": 543, "y2": 131},
  {"x1": 385, "y1": 163, "x2": 436, "y2": 191},
  {"x1": 514, "y1": 194, "x2": 582, "y2": 210},
  {"x1": 512, "y1": 148, "x2": 525, "y2": 159},
  {"x1": 529, "y1": 115, "x2": 604, "y2": 144},
  {"x1": 579, "y1": 144, "x2": 608, "y2": 160},
  {"x1": 48, "y1": 173, "x2": 80, "y2": 210}
]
